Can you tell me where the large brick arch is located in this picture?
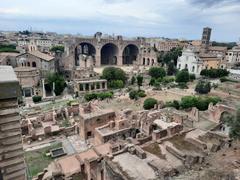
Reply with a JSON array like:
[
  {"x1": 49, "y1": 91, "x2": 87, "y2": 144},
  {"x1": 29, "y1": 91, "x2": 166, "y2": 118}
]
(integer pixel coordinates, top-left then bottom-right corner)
[
  {"x1": 208, "y1": 104, "x2": 236, "y2": 123},
  {"x1": 100, "y1": 43, "x2": 119, "y2": 65},
  {"x1": 122, "y1": 43, "x2": 140, "y2": 65},
  {"x1": 72, "y1": 37, "x2": 143, "y2": 67}
]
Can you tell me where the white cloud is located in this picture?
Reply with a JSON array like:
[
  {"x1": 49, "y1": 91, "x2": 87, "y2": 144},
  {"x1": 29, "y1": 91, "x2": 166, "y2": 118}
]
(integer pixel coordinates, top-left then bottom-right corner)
[{"x1": 0, "y1": 0, "x2": 239, "y2": 41}]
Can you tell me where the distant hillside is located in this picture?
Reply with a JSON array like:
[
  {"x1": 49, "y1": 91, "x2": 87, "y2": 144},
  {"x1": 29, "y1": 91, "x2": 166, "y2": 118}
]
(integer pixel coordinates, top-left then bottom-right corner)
[
  {"x1": 212, "y1": 41, "x2": 237, "y2": 49},
  {"x1": 0, "y1": 44, "x2": 19, "y2": 53}
]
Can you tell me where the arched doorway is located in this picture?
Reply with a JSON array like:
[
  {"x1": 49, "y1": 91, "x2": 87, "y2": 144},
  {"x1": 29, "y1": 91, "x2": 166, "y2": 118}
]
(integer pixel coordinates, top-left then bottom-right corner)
[
  {"x1": 75, "y1": 42, "x2": 96, "y2": 66},
  {"x1": 122, "y1": 44, "x2": 139, "y2": 65},
  {"x1": 101, "y1": 43, "x2": 119, "y2": 65}
]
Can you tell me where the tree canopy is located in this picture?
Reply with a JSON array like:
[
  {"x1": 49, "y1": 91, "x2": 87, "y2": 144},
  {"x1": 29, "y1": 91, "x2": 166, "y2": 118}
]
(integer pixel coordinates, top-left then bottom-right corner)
[
  {"x1": 143, "y1": 98, "x2": 158, "y2": 110},
  {"x1": 176, "y1": 69, "x2": 190, "y2": 83},
  {"x1": 200, "y1": 69, "x2": 229, "y2": 78},
  {"x1": 50, "y1": 45, "x2": 65, "y2": 53},
  {"x1": 47, "y1": 73, "x2": 66, "y2": 96},
  {"x1": 149, "y1": 67, "x2": 166, "y2": 79},
  {"x1": 137, "y1": 75, "x2": 143, "y2": 90},
  {"x1": 102, "y1": 67, "x2": 127, "y2": 89},
  {"x1": 157, "y1": 47, "x2": 182, "y2": 65},
  {"x1": 195, "y1": 81, "x2": 211, "y2": 94}
]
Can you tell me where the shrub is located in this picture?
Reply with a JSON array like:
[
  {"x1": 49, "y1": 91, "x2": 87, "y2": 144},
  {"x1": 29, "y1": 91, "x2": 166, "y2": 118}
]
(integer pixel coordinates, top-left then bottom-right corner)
[
  {"x1": 129, "y1": 90, "x2": 138, "y2": 100},
  {"x1": 129, "y1": 90, "x2": 146, "y2": 100},
  {"x1": 149, "y1": 78, "x2": 156, "y2": 86},
  {"x1": 178, "y1": 82, "x2": 188, "y2": 89},
  {"x1": 200, "y1": 69, "x2": 229, "y2": 78},
  {"x1": 165, "y1": 100, "x2": 180, "y2": 110},
  {"x1": 189, "y1": 74, "x2": 196, "y2": 81},
  {"x1": 167, "y1": 62, "x2": 177, "y2": 75},
  {"x1": 162, "y1": 76, "x2": 175, "y2": 84},
  {"x1": 138, "y1": 90, "x2": 147, "y2": 97},
  {"x1": 220, "y1": 77, "x2": 238, "y2": 83},
  {"x1": 180, "y1": 96, "x2": 221, "y2": 111},
  {"x1": 50, "y1": 45, "x2": 64, "y2": 53},
  {"x1": 108, "y1": 80, "x2": 124, "y2": 89},
  {"x1": 84, "y1": 93, "x2": 98, "y2": 101},
  {"x1": 180, "y1": 96, "x2": 198, "y2": 109},
  {"x1": 102, "y1": 67, "x2": 127, "y2": 83},
  {"x1": 195, "y1": 81, "x2": 211, "y2": 94},
  {"x1": 149, "y1": 67, "x2": 166, "y2": 79},
  {"x1": 97, "y1": 92, "x2": 113, "y2": 100},
  {"x1": 136, "y1": 75, "x2": 143, "y2": 90},
  {"x1": 84, "y1": 92, "x2": 113, "y2": 101},
  {"x1": 176, "y1": 70, "x2": 190, "y2": 83},
  {"x1": 47, "y1": 73, "x2": 66, "y2": 96},
  {"x1": 143, "y1": 98, "x2": 158, "y2": 110},
  {"x1": 131, "y1": 76, "x2": 136, "y2": 85},
  {"x1": 32, "y1": 96, "x2": 42, "y2": 103}
]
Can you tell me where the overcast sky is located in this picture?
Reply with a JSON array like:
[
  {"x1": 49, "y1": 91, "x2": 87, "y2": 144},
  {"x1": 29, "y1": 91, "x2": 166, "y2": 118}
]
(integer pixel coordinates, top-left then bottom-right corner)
[{"x1": 0, "y1": 0, "x2": 240, "y2": 41}]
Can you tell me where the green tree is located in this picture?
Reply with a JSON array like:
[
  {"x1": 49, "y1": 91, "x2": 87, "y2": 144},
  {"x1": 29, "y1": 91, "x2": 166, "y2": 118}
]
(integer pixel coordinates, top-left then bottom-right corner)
[
  {"x1": 163, "y1": 47, "x2": 182, "y2": 65},
  {"x1": 131, "y1": 76, "x2": 136, "y2": 85},
  {"x1": 102, "y1": 67, "x2": 127, "y2": 88},
  {"x1": 195, "y1": 81, "x2": 211, "y2": 94},
  {"x1": 189, "y1": 74, "x2": 196, "y2": 81},
  {"x1": 165, "y1": 100, "x2": 180, "y2": 110},
  {"x1": 129, "y1": 90, "x2": 138, "y2": 100},
  {"x1": 50, "y1": 45, "x2": 65, "y2": 53},
  {"x1": 167, "y1": 62, "x2": 177, "y2": 75},
  {"x1": 143, "y1": 98, "x2": 158, "y2": 110},
  {"x1": 137, "y1": 75, "x2": 143, "y2": 90},
  {"x1": 176, "y1": 70, "x2": 190, "y2": 83},
  {"x1": 157, "y1": 51, "x2": 165, "y2": 64},
  {"x1": 200, "y1": 69, "x2": 229, "y2": 78},
  {"x1": 108, "y1": 80, "x2": 124, "y2": 89},
  {"x1": 149, "y1": 67, "x2": 166, "y2": 79},
  {"x1": 149, "y1": 78, "x2": 156, "y2": 86},
  {"x1": 32, "y1": 96, "x2": 42, "y2": 103},
  {"x1": 47, "y1": 73, "x2": 66, "y2": 96}
]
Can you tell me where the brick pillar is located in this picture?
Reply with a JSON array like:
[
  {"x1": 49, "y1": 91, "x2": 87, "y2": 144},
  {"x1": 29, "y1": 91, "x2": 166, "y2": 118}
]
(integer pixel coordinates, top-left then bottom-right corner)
[{"x1": 95, "y1": 48, "x2": 101, "y2": 67}]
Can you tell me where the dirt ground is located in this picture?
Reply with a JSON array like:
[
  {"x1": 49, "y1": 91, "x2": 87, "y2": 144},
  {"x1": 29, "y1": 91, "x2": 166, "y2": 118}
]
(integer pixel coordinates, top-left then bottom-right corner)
[{"x1": 173, "y1": 141, "x2": 240, "y2": 180}]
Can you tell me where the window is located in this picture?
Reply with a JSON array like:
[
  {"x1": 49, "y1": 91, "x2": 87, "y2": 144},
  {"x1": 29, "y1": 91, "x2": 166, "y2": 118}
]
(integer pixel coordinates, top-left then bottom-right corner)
[
  {"x1": 87, "y1": 131, "x2": 92, "y2": 137},
  {"x1": 32, "y1": 62, "x2": 36, "y2": 67},
  {"x1": 185, "y1": 64, "x2": 188, "y2": 69},
  {"x1": 143, "y1": 58, "x2": 145, "y2": 65},
  {"x1": 79, "y1": 84, "x2": 84, "y2": 91},
  {"x1": 178, "y1": 64, "x2": 181, "y2": 69},
  {"x1": 192, "y1": 66, "x2": 195, "y2": 72},
  {"x1": 102, "y1": 82, "x2": 105, "y2": 89}
]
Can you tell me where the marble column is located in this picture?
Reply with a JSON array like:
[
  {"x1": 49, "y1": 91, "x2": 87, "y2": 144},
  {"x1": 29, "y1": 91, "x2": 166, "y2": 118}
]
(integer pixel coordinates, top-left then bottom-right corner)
[
  {"x1": 42, "y1": 79, "x2": 46, "y2": 98},
  {"x1": 83, "y1": 83, "x2": 86, "y2": 92}
]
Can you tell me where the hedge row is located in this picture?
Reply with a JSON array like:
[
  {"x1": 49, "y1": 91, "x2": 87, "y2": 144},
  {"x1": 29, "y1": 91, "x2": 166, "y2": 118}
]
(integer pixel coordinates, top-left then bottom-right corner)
[
  {"x1": 84, "y1": 91, "x2": 113, "y2": 101},
  {"x1": 165, "y1": 96, "x2": 221, "y2": 111}
]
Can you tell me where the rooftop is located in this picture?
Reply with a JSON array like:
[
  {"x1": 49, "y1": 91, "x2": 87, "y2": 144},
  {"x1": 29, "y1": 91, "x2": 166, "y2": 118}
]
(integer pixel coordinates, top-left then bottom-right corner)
[
  {"x1": 0, "y1": 65, "x2": 18, "y2": 83},
  {"x1": 27, "y1": 51, "x2": 54, "y2": 61}
]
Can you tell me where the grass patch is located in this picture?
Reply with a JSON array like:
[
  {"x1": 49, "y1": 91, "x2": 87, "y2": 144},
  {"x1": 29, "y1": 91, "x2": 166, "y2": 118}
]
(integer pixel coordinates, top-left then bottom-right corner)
[
  {"x1": 142, "y1": 143, "x2": 166, "y2": 159},
  {"x1": 25, "y1": 142, "x2": 62, "y2": 178}
]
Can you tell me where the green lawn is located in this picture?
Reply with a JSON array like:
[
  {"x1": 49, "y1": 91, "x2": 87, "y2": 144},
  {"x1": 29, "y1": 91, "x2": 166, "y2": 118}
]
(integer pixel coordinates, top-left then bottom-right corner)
[{"x1": 25, "y1": 142, "x2": 62, "y2": 179}]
